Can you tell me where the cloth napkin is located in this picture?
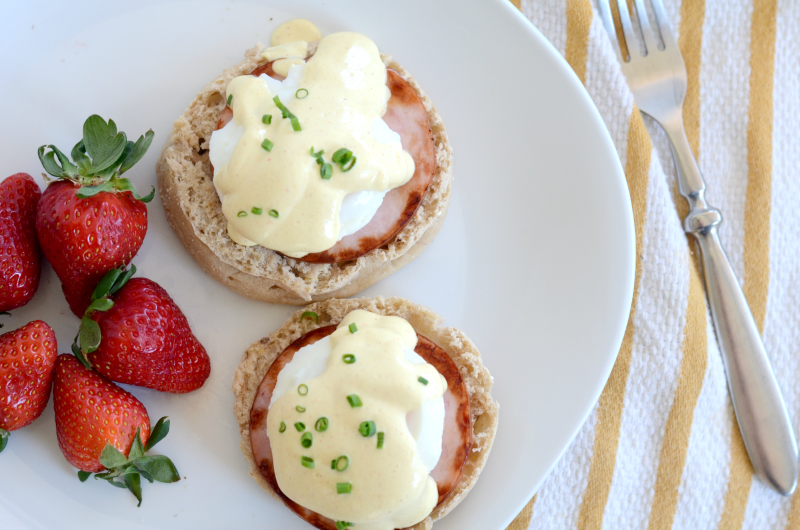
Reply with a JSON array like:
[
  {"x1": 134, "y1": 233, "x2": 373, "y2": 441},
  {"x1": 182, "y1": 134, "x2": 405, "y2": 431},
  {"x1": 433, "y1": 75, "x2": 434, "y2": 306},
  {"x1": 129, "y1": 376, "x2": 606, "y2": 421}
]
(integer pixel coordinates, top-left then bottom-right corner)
[{"x1": 503, "y1": 0, "x2": 800, "y2": 528}]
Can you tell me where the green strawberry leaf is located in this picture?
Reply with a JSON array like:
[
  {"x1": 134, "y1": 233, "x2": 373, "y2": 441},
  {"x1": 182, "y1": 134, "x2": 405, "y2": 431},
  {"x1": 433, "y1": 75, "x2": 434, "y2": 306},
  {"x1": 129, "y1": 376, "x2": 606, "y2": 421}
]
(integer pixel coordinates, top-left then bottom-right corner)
[
  {"x1": 79, "y1": 316, "x2": 102, "y2": 354},
  {"x1": 91, "y1": 268, "x2": 123, "y2": 301},
  {"x1": 119, "y1": 130, "x2": 154, "y2": 175},
  {"x1": 144, "y1": 417, "x2": 170, "y2": 452},
  {"x1": 86, "y1": 298, "x2": 114, "y2": 313},
  {"x1": 133, "y1": 455, "x2": 180, "y2": 484},
  {"x1": 49, "y1": 144, "x2": 78, "y2": 178},
  {"x1": 0, "y1": 428, "x2": 8, "y2": 453},
  {"x1": 109, "y1": 264, "x2": 136, "y2": 295},
  {"x1": 85, "y1": 119, "x2": 127, "y2": 174},
  {"x1": 38, "y1": 146, "x2": 65, "y2": 178},
  {"x1": 82, "y1": 115, "x2": 116, "y2": 160},
  {"x1": 104, "y1": 477, "x2": 128, "y2": 489},
  {"x1": 76, "y1": 181, "x2": 115, "y2": 199},
  {"x1": 128, "y1": 429, "x2": 145, "y2": 461},
  {"x1": 112, "y1": 177, "x2": 155, "y2": 203},
  {"x1": 99, "y1": 444, "x2": 128, "y2": 469},
  {"x1": 77, "y1": 470, "x2": 91, "y2": 482},
  {"x1": 71, "y1": 339, "x2": 92, "y2": 369},
  {"x1": 71, "y1": 140, "x2": 91, "y2": 174},
  {"x1": 124, "y1": 473, "x2": 143, "y2": 507}
]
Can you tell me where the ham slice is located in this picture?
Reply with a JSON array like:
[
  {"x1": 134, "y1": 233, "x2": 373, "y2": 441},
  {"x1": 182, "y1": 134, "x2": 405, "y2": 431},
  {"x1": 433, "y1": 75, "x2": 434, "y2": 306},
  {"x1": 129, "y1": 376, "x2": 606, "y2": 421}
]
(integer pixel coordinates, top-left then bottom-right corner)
[
  {"x1": 249, "y1": 326, "x2": 472, "y2": 530},
  {"x1": 214, "y1": 61, "x2": 436, "y2": 264}
]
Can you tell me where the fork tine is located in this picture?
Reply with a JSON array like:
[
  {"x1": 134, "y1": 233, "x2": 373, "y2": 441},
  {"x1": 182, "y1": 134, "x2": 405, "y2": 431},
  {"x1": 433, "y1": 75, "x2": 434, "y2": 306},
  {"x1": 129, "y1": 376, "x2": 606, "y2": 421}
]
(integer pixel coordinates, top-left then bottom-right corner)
[
  {"x1": 649, "y1": 0, "x2": 678, "y2": 50},
  {"x1": 616, "y1": 0, "x2": 640, "y2": 61},
  {"x1": 632, "y1": 0, "x2": 659, "y2": 53},
  {"x1": 597, "y1": 0, "x2": 623, "y2": 62}
]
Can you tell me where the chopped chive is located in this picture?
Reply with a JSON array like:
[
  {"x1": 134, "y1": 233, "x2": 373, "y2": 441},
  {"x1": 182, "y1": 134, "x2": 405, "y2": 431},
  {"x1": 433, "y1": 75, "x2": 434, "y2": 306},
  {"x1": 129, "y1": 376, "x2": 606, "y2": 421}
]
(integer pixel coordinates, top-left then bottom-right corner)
[
  {"x1": 320, "y1": 162, "x2": 332, "y2": 180},
  {"x1": 359, "y1": 421, "x2": 376, "y2": 437},
  {"x1": 315, "y1": 417, "x2": 329, "y2": 432},
  {"x1": 301, "y1": 432, "x2": 313, "y2": 448},
  {"x1": 227, "y1": 94, "x2": 233, "y2": 106},
  {"x1": 273, "y1": 95, "x2": 302, "y2": 131},
  {"x1": 332, "y1": 148, "x2": 352, "y2": 164},
  {"x1": 342, "y1": 354, "x2": 356, "y2": 364},
  {"x1": 279, "y1": 422, "x2": 286, "y2": 433},
  {"x1": 301, "y1": 456, "x2": 315, "y2": 469},
  {"x1": 336, "y1": 482, "x2": 352, "y2": 494},
  {"x1": 269, "y1": 209, "x2": 279, "y2": 218},
  {"x1": 237, "y1": 211, "x2": 247, "y2": 217},
  {"x1": 290, "y1": 116, "x2": 302, "y2": 131},
  {"x1": 418, "y1": 376, "x2": 429, "y2": 385},
  {"x1": 331, "y1": 459, "x2": 336, "y2": 470},
  {"x1": 310, "y1": 146, "x2": 314, "y2": 155},
  {"x1": 251, "y1": 207, "x2": 263, "y2": 215},
  {"x1": 296, "y1": 406, "x2": 306, "y2": 413},
  {"x1": 316, "y1": 156, "x2": 324, "y2": 165},
  {"x1": 294, "y1": 422, "x2": 305, "y2": 432},
  {"x1": 301, "y1": 311, "x2": 318, "y2": 322},
  {"x1": 296, "y1": 88, "x2": 309, "y2": 99},
  {"x1": 377, "y1": 432, "x2": 384, "y2": 449},
  {"x1": 298, "y1": 384, "x2": 308, "y2": 395},
  {"x1": 262, "y1": 114, "x2": 272, "y2": 124},
  {"x1": 341, "y1": 156, "x2": 357, "y2": 172},
  {"x1": 336, "y1": 522, "x2": 354, "y2": 530},
  {"x1": 335, "y1": 455, "x2": 349, "y2": 471},
  {"x1": 346, "y1": 394, "x2": 362, "y2": 408},
  {"x1": 349, "y1": 323, "x2": 358, "y2": 333},
  {"x1": 311, "y1": 148, "x2": 324, "y2": 158},
  {"x1": 261, "y1": 138, "x2": 274, "y2": 151}
]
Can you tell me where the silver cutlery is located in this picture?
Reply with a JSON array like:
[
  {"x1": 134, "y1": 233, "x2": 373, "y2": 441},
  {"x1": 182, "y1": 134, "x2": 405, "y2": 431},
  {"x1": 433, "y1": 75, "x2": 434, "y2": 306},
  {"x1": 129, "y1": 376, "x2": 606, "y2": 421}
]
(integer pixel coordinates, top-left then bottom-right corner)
[{"x1": 598, "y1": 0, "x2": 798, "y2": 495}]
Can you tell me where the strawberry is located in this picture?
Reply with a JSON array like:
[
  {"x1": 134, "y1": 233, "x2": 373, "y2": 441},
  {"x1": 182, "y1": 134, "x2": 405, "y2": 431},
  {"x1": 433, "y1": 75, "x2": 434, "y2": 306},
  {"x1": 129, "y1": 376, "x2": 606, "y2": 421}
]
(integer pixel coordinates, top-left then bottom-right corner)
[
  {"x1": 53, "y1": 354, "x2": 179, "y2": 505},
  {"x1": 0, "y1": 173, "x2": 42, "y2": 312},
  {"x1": 37, "y1": 115, "x2": 154, "y2": 316},
  {"x1": 75, "y1": 266, "x2": 211, "y2": 394},
  {"x1": 0, "y1": 320, "x2": 57, "y2": 452}
]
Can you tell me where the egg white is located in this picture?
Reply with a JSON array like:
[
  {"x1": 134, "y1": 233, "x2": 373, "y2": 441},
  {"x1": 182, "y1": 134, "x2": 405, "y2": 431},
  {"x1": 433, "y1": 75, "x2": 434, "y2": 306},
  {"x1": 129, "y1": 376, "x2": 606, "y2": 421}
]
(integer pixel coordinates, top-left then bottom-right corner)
[
  {"x1": 269, "y1": 336, "x2": 446, "y2": 473},
  {"x1": 208, "y1": 62, "x2": 401, "y2": 243}
]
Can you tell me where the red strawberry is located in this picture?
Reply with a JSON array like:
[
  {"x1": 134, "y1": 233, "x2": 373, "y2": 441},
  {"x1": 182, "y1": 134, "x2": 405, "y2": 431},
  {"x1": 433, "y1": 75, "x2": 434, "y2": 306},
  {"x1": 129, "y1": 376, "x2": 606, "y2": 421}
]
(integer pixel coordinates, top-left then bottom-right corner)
[
  {"x1": 53, "y1": 354, "x2": 179, "y2": 505},
  {"x1": 76, "y1": 267, "x2": 210, "y2": 394},
  {"x1": 0, "y1": 320, "x2": 57, "y2": 452},
  {"x1": 0, "y1": 173, "x2": 42, "y2": 312},
  {"x1": 37, "y1": 115, "x2": 154, "y2": 316}
]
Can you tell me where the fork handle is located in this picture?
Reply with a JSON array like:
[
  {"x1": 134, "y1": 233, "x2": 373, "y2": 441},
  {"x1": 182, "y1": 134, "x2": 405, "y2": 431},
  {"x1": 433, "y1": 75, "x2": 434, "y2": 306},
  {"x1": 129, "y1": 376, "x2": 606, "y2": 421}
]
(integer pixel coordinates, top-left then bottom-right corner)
[{"x1": 665, "y1": 121, "x2": 799, "y2": 496}]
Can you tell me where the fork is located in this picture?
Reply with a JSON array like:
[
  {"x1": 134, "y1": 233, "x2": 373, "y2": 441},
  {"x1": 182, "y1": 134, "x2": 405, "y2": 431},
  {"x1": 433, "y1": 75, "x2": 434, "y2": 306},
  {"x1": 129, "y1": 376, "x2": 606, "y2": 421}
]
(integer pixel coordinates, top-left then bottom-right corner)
[{"x1": 598, "y1": 0, "x2": 798, "y2": 495}]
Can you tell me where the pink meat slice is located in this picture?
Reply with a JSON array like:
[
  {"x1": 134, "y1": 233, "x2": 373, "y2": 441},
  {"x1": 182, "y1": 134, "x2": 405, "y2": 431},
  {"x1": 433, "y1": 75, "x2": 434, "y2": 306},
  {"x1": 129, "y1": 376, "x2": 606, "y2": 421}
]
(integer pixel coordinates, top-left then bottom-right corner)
[
  {"x1": 214, "y1": 62, "x2": 436, "y2": 264},
  {"x1": 248, "y1": 326, "x2": 472, "y2": 530}
]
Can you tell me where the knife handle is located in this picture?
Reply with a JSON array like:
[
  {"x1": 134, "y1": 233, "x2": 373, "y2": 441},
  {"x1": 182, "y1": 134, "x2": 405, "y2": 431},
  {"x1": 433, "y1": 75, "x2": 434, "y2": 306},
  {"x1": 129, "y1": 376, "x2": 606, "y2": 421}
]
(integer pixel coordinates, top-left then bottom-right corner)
[{"x1": 665, "y1": 119, "x2": 798, "y2": 496}]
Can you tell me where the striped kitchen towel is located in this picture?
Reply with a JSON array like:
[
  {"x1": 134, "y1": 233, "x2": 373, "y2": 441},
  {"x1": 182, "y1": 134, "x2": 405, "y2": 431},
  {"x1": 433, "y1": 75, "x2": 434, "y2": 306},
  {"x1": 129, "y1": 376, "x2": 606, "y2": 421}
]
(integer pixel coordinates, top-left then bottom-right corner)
[{"x1": 505, "y1": 0, "x2": 800, "y2": 529}]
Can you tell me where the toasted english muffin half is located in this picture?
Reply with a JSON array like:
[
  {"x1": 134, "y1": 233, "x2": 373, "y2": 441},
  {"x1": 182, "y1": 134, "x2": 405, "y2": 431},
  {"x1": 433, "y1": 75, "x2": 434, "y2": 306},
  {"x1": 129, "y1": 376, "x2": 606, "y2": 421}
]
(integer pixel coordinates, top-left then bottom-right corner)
[
  {"x1": 156, "y1": 45, "x2": 453, "y2": 305},
  {"x1": 232, "y1": 297, "x2": 498, "y2": 529}
]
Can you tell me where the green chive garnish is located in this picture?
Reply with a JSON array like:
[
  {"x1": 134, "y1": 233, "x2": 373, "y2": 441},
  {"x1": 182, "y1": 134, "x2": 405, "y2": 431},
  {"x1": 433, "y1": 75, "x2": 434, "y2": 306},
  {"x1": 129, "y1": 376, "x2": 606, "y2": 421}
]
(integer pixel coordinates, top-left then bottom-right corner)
[
  {"x1": 301, "y1": 456, "x2": 315, "y2": 469},
  {"x1": 334, "y1": 455, "x2": 349, "y2": 471},
  {"x1": 269, "y1": 209, "x2": 279, "y2": 218},
  {"x1": 331, "y1": 459, "x2": 336, "y2": 470},
  {"x1": 311, "y1": 148, "x2": 324, "y2": 158},
  {"x1": 349, "y1": 323, "x2": 358, "y2": 333},
  {"x1": 377, "y1": 432, "x2": 384, "y2": 449},
  {"x1": 290, "y1": 116, "x2": 302, "y2": 131},
  {"x1": 359, "y1": 421, "x2": 376, "y2": 437},
  {"x1": 301, "y1": 311, "x2": 319, "y2": 322},
  {"x1": 294, "y1": 422, "x2": 305, "y2": 432},
  {"x1": 336, "y1": 522, "x2": 354, "y2": 530},
  {"x1": 251, "y1": 207, "x2": 263, "y2": 215},
  {"x1": 279, "y1": 422, "x2": 286, "y2": 433},
  {"x1": 315, "y1": 417, "x2": 329, "y2": 432},
  {"x1": 341, "y1": 156, "x2": 357, "y2": 172},
  {"x1": 320, "y1": 162, "x2": 332, "y2": 180},
  {"x1": 298, "y1": 384, "x2": 308, "y2": 395},
  {"x1": 418, "y1": 376, "x2": 429, "y2": 385},
  {"x1": 227, "y1": 94, "x2": 233, "y2": 106},
  {"x1": 296, "y1": 406, "x2": 306, "y2": 413},
  {"x1": 296, "y1": 88, "x2": 309, "y2": 99},
  {"x1": 336, "y1": 482, "x2": 351, "y2": 494},
  {"x1": 346, "y1": 394, "x2": 362, "y2": 408},
  {"x1": 261, "y1": 138, "x2": 274, "y2": 151},
  {"x1": 262, "y1": 114, "x2": 272, "y2": 124},
  {"x1": 273, "y1": 95, "x2": 302, "y2": 131},
  {"x1": 342, "y1": 354, "x2": 356, "y2": 364},
  {"x1": 301, "y1": 432, "x2": 313, "y2": 448},
  {"x1": 237, "y1": 211, "x2": 247, "y2": 217}
]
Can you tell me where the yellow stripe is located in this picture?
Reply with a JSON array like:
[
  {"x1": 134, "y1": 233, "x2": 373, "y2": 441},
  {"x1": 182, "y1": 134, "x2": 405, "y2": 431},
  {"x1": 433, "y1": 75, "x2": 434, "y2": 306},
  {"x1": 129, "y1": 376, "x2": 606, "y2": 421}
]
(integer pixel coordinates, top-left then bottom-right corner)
[
  {"x1": 719, "y1": 0, "x2": 779, "y2": 527},
  {"x1": 506, "y1": 495, "x2": 536, "y2": 530},
  {"x1": 645, "y1": 2, "x2": 708, "y2": 528},
  {"x1": 646, "y1": 264, "x2": 707, "y2": 530},
  {"x1": 565, "y1": 0, "x2": 593, "y2": 84},
  {"x1": 576, "y1": 109, "x2": 650, "y2": 530}
]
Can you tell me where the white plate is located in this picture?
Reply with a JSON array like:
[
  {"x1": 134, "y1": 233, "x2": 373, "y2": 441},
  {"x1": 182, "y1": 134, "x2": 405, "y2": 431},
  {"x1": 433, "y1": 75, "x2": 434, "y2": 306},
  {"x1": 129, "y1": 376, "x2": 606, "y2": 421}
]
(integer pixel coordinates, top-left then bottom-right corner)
[{"x1": 0, "y1": 1, "x2": 634, "y2": 528}]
